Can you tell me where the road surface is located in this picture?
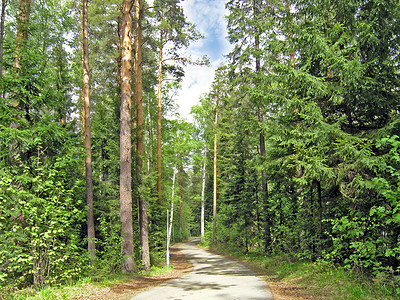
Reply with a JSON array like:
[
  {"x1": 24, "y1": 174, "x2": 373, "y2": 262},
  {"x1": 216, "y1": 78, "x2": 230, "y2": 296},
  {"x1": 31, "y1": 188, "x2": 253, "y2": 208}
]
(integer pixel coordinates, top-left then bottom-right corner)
[{"x1": 130, "y1": 239, "x2": 274, "y2": 300}]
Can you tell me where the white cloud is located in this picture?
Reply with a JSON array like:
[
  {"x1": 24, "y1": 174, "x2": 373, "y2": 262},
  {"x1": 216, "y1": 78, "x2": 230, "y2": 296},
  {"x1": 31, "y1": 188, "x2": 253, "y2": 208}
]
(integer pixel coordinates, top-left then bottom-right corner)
[
  {"x1": 181, "y1": 0, "x2": 226, "y2": 36},
  {"x1": 175, "y1": 59, "x2": 223, "y2": 121},
  {"x1": 146, "y1": 0, "x2": 232, "y2": 121},
  {"x1": 175, "y1": 0, "x2": 232, "y2": 121}
]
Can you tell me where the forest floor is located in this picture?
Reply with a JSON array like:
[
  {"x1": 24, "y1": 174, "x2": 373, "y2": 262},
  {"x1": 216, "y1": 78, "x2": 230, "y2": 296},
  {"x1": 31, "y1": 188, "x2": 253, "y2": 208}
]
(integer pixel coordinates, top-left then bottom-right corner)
[{"x1": 74, "y1": 241, "x2": 311, "y2": 300}]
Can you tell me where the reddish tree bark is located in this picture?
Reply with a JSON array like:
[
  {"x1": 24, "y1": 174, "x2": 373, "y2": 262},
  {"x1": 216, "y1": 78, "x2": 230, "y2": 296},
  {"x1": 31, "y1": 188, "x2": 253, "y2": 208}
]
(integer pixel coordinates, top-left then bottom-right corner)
[
  {"x1": 14, "y1": 0, "x2": 31, "y2": 70},
  {"x1": 120, "y1": 0, "x2": 135, "y2": 273}
]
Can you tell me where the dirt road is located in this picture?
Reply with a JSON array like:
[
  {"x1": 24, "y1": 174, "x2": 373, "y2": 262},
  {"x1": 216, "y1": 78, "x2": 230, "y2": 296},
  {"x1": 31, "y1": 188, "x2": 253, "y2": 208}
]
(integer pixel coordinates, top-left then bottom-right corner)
[{"x1": 130, "y1": 239, "x2": 274, "y2": 299}]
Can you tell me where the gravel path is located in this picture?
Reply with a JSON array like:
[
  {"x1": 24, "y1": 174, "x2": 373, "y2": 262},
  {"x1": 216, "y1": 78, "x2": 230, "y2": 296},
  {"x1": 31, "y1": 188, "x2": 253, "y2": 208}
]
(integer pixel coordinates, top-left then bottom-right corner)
[{"x1": 130, "y1": 239, "x2": 274, "y2": 300}]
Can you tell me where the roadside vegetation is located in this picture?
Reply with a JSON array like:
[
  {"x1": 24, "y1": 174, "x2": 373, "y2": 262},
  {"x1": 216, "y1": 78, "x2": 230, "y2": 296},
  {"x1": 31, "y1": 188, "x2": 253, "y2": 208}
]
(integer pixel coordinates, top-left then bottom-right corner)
[
  {"x1": 2, "y1": 247, "x2": 190, "y2": 300},
  {"x1": 202, "y1": 241, "x2": 399, "y2": 300}
]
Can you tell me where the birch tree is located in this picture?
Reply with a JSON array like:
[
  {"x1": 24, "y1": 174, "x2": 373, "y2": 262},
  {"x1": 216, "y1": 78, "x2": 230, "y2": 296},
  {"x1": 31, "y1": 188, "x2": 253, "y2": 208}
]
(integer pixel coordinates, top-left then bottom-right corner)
[
  {"x1": 166, "y1": 167, "x2": 177, "y2": 267},
  {"x1": 200, "y1": 148, "x2": 206, "y2": 242}
]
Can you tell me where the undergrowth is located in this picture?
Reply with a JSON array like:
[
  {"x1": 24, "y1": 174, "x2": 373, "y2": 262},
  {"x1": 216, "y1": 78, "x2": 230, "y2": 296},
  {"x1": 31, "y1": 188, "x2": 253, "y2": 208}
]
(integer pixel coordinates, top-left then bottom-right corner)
[
  {"x1": 3, "y1": 274, "x2": 129, "y2": 300},
  {"x1": 2, "y1": 254, "x2": 173, "y2": 300}
]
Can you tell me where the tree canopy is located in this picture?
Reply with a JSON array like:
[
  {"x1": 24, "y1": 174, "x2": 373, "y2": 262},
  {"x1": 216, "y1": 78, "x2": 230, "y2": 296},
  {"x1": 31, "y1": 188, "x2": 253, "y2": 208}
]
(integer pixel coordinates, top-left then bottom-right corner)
[{"x1": 0, "y1": 0, "x2": 400, "y2": 297}]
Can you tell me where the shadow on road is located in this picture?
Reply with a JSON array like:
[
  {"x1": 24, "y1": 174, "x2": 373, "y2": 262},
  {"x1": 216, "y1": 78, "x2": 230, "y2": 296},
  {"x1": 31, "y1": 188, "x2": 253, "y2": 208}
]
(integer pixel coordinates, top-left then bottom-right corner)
[
  {"x1": 180, "y1": 238, "x2": 257, "y2": 276},
  {"x1": 163, "y1": 279, "x2": 234, "y2": 291},
  {"x1": 130, "y1": 238, "x2": 274, "y2": 299}
]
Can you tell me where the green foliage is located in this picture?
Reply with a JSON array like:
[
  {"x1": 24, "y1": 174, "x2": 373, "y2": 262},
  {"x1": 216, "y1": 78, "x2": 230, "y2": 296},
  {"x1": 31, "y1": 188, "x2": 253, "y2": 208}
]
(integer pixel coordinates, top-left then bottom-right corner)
[
  {"x1": 0, "y1": 0, "x2": 86, "y2": 292},
  {"x1": 193, "y1": 0, "x2": 400, "y2": 294},
  {"x1": 321, "y1": 136, "x2": 399, "y2": 285},
  {"x1": 96, "y1": 214, "x2": 122, "y2": 273},
  {"x1": 0, "y1": 121, "x2": 86, "y2": 289}
]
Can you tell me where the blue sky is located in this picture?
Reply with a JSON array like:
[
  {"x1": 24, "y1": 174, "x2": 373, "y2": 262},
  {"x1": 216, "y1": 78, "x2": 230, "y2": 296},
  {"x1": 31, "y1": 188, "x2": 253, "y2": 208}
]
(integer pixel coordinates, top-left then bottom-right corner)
[
  {"x1": 181, "y1": 0, "x2": 229, "y2": 61},
  {"x1": 176, "y1": 0, "x2": 232, "y2": 120}
]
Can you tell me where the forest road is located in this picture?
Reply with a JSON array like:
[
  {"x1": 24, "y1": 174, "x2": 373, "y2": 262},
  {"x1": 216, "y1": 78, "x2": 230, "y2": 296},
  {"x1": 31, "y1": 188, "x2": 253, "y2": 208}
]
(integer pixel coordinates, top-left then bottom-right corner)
[{"x1": 130, "y1": 238, "x2": 274, "y2": 300}]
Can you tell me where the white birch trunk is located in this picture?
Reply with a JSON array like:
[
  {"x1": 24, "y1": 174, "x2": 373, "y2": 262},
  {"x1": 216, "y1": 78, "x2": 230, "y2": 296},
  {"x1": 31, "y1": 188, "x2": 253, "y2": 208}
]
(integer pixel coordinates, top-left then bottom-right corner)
[
  {"x1": 166, "y1": 168, "x2": 177, "y2": 267},
  {"x1": 200, "y1": 148, "x2": 206, "y2": 242}
]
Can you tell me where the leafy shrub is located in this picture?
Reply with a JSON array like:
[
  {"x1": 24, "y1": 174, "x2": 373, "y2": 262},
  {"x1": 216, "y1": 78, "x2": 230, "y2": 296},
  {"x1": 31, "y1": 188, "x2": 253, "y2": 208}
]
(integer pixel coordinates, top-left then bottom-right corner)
[{"x1": 0, "y1": 127, "x2": 86, "y2": 289}]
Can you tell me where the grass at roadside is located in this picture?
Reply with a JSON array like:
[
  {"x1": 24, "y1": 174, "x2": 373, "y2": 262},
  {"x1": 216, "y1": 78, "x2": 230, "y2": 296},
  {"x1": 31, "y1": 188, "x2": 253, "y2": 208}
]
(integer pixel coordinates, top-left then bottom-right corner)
[
  {"x1": 3, "y1": 274, "x2": 129, "y2": 300},
  {"x1": 6, "y1": 270, "x2": 169, "y2": 300},
  {"x1": 2, "y1": 245, "x2": 191, "y2": 300},
  {"x1": 200, "y1": 243, "x2": 396, "y2": 300}
]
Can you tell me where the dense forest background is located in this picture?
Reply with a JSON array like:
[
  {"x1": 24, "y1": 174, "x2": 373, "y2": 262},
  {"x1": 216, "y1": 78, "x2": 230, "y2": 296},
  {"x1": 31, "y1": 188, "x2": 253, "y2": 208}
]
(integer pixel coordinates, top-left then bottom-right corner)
[{"x1": 1, "y1": 0, "x2": 400, "y2": 296}]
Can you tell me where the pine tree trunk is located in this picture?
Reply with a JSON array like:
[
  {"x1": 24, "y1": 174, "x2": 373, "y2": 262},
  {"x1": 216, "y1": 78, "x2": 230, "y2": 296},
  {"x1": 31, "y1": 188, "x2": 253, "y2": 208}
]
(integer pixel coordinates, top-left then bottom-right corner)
[
  {"x1": 9, "y1": 0, "x2": 30, "y2": 161},
  {"x1": 213, "y1": 94, "x2": 219, "y2": 244},
  {"x1": 156, "y1": 31, "x2": 163, "y2": 204},
  {"x1": 146, "y1": 101, "x2": 152, "y2": 175},
  {"x1": 14, "y1": 0, "x2": 31, "y2": 70},
  {"x1": 135, "y1": 0, "x2": 150, "y2": 271},
  {"x1": 253, "y1": 0, "x2": 270, "y2": 254},
  {"x1": 120, "y1": 0, "x2": 135, "y2": 273},
  {"x1": 82, "y1": 0, "x2": 95, "y2": 259},
  {"x1": 286, "y1": 3, "x2": 295, "y2": 69},
  {"x1": 259, "y1": 109, "x2": 270, "y2": 254},
  {"x1": 316, "y1": 180, "x2": 323, "y2": 253},
  {"x1": 116, "y1": 9, "x2": 122, "y2": 93},
  {"x1": 310, "y1": 181, "x2": 316, "y2": 255},
  {"x1": 0, "y1": 0, "x2": 7, "y2": 79}
]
